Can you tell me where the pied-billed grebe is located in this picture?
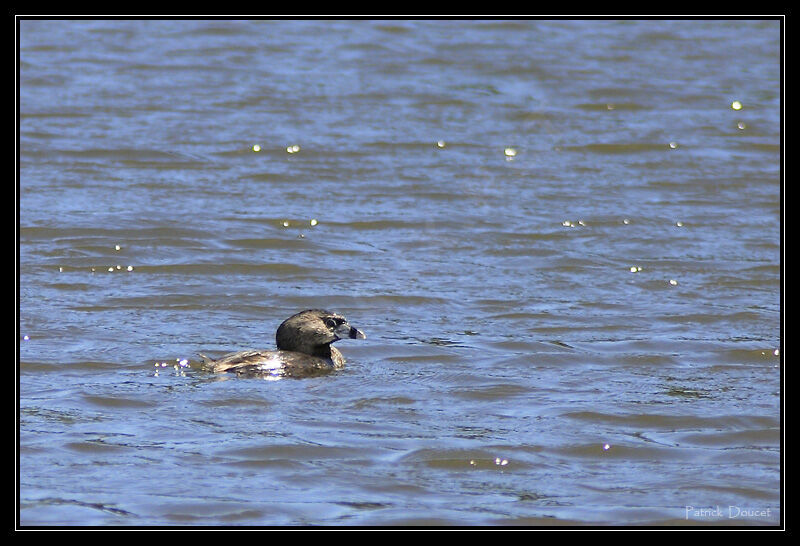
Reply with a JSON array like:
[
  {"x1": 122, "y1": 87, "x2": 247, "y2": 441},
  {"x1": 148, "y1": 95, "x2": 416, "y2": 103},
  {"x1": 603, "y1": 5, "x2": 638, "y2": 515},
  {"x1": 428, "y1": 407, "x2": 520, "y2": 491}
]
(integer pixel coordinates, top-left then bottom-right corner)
[{"x1": 198, "y1": 309, "x2": 366, "y2": 378}]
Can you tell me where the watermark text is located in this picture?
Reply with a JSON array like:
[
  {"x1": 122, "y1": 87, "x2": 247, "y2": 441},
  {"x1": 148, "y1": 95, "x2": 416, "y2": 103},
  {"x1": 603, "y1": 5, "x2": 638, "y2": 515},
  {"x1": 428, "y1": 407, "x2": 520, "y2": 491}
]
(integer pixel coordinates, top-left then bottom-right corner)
[{"x1": 685, "y1": 505, "x2": 774, "y2": 520}]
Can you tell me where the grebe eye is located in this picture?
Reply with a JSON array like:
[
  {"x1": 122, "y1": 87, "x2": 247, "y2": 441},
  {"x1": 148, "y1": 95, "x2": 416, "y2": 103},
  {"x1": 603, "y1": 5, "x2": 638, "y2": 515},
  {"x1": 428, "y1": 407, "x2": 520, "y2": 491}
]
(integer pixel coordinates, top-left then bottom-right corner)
[{"x1": 325, "y1": 318, "x2": 337, "y2": 328}]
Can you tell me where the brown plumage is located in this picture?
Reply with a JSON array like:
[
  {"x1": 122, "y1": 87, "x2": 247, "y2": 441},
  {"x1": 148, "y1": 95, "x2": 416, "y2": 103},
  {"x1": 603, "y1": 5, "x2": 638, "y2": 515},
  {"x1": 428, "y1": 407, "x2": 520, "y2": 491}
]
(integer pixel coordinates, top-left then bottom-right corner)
[{"x1": 198, "y1": 309, "x2": 366, "y2": 378}]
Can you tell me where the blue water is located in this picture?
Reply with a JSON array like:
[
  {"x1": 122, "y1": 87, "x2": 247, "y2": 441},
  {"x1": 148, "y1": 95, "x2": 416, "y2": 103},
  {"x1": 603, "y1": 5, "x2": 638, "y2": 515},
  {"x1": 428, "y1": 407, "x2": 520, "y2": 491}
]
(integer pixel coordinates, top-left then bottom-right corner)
[{"x1": 18, "y1": 18, "x2": 782, "y2": 527}]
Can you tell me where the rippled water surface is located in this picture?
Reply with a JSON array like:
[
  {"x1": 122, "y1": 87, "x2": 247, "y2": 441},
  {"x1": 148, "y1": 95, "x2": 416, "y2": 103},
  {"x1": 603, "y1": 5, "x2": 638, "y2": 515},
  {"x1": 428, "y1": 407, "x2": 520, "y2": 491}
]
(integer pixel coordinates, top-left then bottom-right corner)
[{"x1": 18, "y1": 18, "x2": 782, "y2": 527}]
